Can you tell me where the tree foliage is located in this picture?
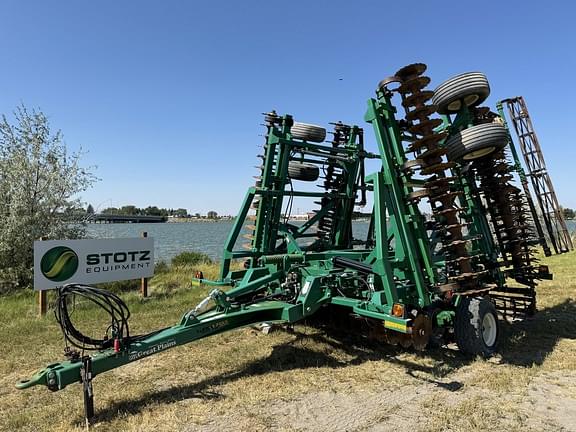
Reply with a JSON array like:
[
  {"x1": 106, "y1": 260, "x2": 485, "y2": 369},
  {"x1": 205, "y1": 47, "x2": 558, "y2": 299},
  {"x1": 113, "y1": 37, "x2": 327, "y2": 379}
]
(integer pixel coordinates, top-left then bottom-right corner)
[
  {"x1": 0, "y1": 105, "x2": 96, "y2": 288},
  {"x1": 175, "y1": 208, "x2": 188, "y2": 217},
  {"x1": 100, "y1": 205, "x2": 191, "y2": 217}
]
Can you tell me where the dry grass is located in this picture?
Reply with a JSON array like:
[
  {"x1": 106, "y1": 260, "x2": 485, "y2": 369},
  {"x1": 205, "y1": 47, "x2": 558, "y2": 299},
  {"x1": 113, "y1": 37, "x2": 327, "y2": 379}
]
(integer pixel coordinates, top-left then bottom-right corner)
[{"x1": 0, "y1": 252, "x2": 575, "y2": 431}]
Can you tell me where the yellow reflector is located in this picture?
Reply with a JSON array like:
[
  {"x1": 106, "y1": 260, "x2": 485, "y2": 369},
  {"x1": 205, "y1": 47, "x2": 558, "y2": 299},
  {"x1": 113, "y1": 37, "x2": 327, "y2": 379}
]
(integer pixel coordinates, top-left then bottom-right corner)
[{"x1": 384, "y1": 320, "x2": 407, "y2": 332}]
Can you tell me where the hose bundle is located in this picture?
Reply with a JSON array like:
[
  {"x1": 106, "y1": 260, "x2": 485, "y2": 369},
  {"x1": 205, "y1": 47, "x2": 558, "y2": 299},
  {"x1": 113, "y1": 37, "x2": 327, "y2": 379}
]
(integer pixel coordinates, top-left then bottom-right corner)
[{"x1": 54, "y1": 284, "x2": 154, "y2": 351}]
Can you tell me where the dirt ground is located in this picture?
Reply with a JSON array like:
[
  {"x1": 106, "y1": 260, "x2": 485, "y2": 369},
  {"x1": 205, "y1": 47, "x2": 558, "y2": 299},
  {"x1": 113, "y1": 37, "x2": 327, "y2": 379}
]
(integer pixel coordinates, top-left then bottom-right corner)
[{"x1": 197, "y1": 356, "x2": 576, "y2": 432}]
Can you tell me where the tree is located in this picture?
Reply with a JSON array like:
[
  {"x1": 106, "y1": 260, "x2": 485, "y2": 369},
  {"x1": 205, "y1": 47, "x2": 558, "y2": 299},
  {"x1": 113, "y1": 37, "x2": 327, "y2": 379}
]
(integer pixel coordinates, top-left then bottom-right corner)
[
  {"x1": 0, "y1": 105, "x2": 96, "y2": 287},
  {"x1": 144, "y1": 206, "x2": 161, "y2": 216},
  {"x1": 101, "y1": 207, "x2": 119, "y2": 215},
  {"x1": 119, "y1": 205, "x2": 138, "y2": 216},
  {"x1": 175, "y1": 208, "x2": 188, "y2": 217},
  {"x1": 207, "y1": 211, "x2": 218, "y2": 219},
  {"x1": 562, "y1": 208, "x2": 574, "y2": 220},
  {"x1": 86, "y1": 204, "x2": 94, "y2": 214}
]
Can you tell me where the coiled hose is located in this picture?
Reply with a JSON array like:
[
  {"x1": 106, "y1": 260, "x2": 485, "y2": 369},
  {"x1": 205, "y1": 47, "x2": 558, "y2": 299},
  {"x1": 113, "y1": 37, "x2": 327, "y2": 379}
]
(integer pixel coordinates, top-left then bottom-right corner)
[{"x1": 54, "y1": 284, "x2": 162, "y2": 351}]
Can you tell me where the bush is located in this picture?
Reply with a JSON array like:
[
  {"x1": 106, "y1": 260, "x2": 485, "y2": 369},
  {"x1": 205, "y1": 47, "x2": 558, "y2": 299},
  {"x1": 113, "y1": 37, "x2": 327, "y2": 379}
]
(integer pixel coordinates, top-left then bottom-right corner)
[
  {"x1": 154, "y1": 260, "x2": 170, "y2": 274},
  {"x1": 0, "y1": 105, "x2": 96, "y2": 287},
  {"x1": 171, "y1": 251, "x2": 212, "y2": 267}
]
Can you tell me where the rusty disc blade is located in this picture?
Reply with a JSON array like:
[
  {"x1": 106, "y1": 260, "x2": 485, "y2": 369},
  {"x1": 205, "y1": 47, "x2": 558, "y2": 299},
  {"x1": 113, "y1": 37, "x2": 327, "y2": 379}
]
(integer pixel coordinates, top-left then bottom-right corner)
[
  {"x1": 408, "y1": 189, "x2": 430, "y2": 202},
  {"x1": 412, "y1": 315, "x2": 432, "y2": 351},
  {"x1": 397, "y1": 76, "x2": 431, "y2": 94},
  {"x1": 408, "y1": 118, "x2": 443, "y2": 136},
  {"x1": 406, "y1": 132, "x2": 447, "y2": 152},
  {"x1": 421, "y1": 162, "x2": 455, "y2": 175},
  {"x1": 405, "y1": 104, "x2": 436, "y2": 122},
  {"x1": 395, "y1": 63, "x2": 427, "y2": 80},
  {"x1": 402, "y1": 91, "x2": 435, "y2": 109}
]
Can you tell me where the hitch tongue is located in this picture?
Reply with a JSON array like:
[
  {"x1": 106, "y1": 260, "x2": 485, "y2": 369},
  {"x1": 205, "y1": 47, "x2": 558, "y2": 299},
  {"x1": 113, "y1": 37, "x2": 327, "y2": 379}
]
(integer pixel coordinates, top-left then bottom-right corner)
[{"x1": 16, "y1": 367, "x2": 50, "y2": 390}]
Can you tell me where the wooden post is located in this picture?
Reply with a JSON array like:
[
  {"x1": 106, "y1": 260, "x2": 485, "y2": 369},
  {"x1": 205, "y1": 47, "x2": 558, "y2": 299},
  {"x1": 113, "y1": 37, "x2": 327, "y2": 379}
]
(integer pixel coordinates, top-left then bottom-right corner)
[
  {"x1": 38, "y1": 237, "x2": 47, "y2": 317},
  {"x1": 38, "y1": 290, "x2": 47, "y2": 317},
  {"x1": 140, "y1": 231, "x2": 148, "y2": 298}
]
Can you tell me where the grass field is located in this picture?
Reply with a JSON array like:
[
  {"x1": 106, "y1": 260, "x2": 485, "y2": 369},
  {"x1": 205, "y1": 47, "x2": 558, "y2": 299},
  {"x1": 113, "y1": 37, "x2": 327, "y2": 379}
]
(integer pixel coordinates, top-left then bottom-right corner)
[{"x1": 0, "y1": 252, "x2": 575, "y2": 432}]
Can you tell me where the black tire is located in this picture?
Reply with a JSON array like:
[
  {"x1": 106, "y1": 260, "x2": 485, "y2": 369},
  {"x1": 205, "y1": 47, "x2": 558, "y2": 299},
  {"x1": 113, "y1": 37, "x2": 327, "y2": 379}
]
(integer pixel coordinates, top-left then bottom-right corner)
[
  {"x1": 445, "y1": 123, "x2": 508, "y2": 162},
  {"x1": 432, "y1": 72, "x2": 490, "y2": 115},
  {"x1": 291, "y1": 122, "x2": 326, "y2": 143},
  {"x1": 454, "y1": 297, "x2": 499, "y2": 357},
  {"x1": 288, "y1": 161, "x2": 319, "y2": 182}
]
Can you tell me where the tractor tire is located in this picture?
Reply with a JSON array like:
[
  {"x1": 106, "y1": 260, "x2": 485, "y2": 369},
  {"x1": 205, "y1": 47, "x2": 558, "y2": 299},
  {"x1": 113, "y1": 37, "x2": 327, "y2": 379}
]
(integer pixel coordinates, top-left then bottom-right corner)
[
  {"x1": 291, "y1": 122, "x2": 326, "y2": 143},
  {"x1": 288, "y1": 161, "x2": 319, "y2": 182},
  {"x1": 432, "y1": 72, "x2": 490, "y2": 115},
  {"x1": 445, "y1": 123, "x2": 508, "y2": 162},
  {"x1": 454, "y1": 297, "x2": 499, "y2": 357}
]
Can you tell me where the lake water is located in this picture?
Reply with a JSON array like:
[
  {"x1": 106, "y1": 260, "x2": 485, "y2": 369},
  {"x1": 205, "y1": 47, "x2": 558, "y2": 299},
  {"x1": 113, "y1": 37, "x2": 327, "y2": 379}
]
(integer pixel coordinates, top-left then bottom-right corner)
[
  {"x1": 87, "y1": 220, "x2": 575, "y2": 263},
  {"x1": 87, "y1": 221, "x2": 371, "y2": 263},
  {"x1": 87, "y1": 222, "x2": 235, "y2": 263}
]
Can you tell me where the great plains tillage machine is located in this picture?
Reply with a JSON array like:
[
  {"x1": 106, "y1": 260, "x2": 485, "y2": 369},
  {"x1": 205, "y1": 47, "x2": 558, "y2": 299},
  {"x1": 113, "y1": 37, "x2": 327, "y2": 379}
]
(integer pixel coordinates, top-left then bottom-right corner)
[{"x1": 17, "y1": 63, "x2": 556, "y2": 423}]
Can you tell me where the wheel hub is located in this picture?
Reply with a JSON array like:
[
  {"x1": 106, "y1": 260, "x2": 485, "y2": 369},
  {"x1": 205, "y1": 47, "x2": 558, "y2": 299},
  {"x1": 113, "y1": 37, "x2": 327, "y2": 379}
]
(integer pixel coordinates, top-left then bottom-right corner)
[
  {"x1": 463, "y1": 146, "x2": 496, "y2": 160},
  {"x1": 481, "y1": 313, "x2": 497, "y2": 347}
]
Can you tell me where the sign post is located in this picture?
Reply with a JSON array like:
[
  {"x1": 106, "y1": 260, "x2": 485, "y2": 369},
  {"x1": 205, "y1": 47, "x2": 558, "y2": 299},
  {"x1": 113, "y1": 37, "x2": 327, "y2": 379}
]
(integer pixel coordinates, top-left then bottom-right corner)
[
  {"x1": 38, "y1": 237, "x2": 47, "y2": 317},
  {"x1": 38, "y1": 286, "x2": 47, "y2": 317},
  {"x1": 140, "y1": 232, "x2": 148, "y2": 298}
]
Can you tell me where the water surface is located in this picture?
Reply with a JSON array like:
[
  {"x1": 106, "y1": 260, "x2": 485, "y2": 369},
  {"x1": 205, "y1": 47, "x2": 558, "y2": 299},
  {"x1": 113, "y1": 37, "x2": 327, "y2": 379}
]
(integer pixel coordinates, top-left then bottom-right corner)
[{"x1": 87, "y1": 220, "x2": 575, "y2": 263}]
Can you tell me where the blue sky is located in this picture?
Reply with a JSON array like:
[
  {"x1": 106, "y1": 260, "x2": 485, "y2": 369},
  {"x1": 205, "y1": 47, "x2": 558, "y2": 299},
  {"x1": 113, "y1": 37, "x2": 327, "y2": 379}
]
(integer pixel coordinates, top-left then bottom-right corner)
[{"x1": 1, "y1": 1, "x2": 574, "y2": 214}]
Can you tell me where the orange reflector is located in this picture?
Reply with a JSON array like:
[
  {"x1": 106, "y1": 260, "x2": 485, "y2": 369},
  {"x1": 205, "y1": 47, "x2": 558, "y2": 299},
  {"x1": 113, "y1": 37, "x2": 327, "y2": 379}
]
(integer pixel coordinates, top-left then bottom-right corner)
[{"x1": 392, "y1": 303, "x2": 404, "y2": 317}]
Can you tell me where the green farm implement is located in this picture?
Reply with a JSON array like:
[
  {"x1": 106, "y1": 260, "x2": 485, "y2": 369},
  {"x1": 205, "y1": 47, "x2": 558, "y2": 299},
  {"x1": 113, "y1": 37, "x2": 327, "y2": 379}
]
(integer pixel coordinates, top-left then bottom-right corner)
[{"x1": 17, "y1": 63, "x2": 556, "y2": 424}]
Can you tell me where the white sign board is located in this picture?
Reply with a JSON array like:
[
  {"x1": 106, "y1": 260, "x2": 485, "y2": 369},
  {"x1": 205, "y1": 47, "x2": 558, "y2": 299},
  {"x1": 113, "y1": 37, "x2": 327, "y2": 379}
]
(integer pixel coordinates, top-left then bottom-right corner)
[{"x1": 34, "y1": 237, "x2": 154, "y2": 290}]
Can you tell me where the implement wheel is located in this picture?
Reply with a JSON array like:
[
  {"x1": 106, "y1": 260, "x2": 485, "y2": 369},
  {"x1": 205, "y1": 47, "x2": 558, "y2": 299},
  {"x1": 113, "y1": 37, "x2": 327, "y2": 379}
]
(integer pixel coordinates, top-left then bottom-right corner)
[
  {"x1": 432, "y1": 72, "x2": 490, "y2": 115},
  {"x1": 291, "y1": 122, "x2": 326, "y2": 143},
  {"x1": 454, "y1": 297, "x2": 499, "y2": 357},
  {"x1": 288, "y1": 161, "x2": 319, "y2": 182},
  {"x1": 445, "y1": 123, "x2": 508, "y2": 161}
]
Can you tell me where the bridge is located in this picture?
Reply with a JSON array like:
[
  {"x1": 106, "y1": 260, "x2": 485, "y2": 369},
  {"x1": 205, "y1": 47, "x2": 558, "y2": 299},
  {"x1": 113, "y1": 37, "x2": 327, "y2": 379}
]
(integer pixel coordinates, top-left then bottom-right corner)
[{"x1": 91, "y1": 214, "x2": 167, "y2": 223}]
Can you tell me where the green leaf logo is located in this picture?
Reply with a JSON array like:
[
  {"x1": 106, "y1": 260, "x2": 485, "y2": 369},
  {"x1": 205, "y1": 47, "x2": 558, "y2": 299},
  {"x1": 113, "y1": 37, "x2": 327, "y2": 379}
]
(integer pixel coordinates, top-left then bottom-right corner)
[{"x1": 40, "y1": 246, "x2": 79, "y2": 282}]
